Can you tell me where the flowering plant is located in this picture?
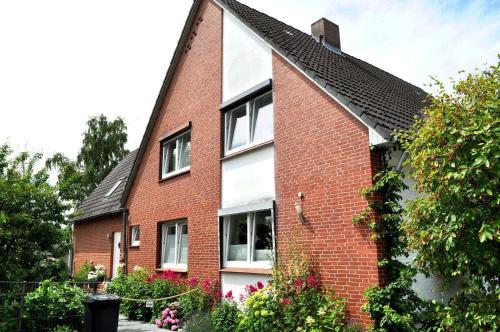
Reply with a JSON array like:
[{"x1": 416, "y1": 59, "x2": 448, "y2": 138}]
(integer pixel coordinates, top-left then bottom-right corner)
[
  {"x1": 155, "y1": 302, "x2": 181, "y2": 330},
  {"x1": 87, "y1": 264, "x2": 105, "y2": 281}
]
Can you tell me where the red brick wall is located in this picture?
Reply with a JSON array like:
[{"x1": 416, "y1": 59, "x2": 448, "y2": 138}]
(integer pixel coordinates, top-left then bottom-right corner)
[
  {"x1": 73, "y1": 214, "x2": 122, "y2": 279},
  {"x1": 272, "y1": 53, "x2": 383, "y2": 325},
  {"x1": 125, "y1": 0, "x2": 222, "y2": 280}
]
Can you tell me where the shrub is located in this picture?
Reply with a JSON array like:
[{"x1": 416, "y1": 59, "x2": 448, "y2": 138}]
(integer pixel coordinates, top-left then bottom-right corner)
[
  {"x1": 106, "y1": 266, "x2": 152, "y2": 320},
  {"x1": 73, "y1": 262, "x2": 92, "y2": 282},
  {"x1": 23, "y1": 280, "x2": 85, "y2": 331},
  {"x1": 210, "y1": 296, "x2": 241, "y2": 332},
  {"x1": 182, "y1": 311, "x2": 214, "y2": 332}
]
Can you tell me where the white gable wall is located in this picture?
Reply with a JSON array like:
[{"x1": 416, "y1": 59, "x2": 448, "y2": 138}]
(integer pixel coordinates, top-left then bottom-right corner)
[
  {"x1": 222, "y1": 11, "x2": 272, "y2": 102},
  {"x1": 390, "y1": 149, "x2": 459, "y2": 302}
]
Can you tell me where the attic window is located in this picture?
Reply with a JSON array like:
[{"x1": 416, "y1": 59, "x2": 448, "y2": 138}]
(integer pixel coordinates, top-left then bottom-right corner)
[
  {"x1": 284, "y1": 30, "x2": 293, "y2": 36},
  {"x1": 105, "y1": 178, "x2": 124, "y2": 198}
]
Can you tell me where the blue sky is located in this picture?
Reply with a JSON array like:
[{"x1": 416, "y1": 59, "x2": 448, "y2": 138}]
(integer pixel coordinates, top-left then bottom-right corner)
[{"x1": 0, "y1": 0, "x2": 498, "y2": 161}]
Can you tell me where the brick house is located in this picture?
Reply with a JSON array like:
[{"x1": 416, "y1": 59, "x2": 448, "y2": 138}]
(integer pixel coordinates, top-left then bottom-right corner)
[{"x1": 72, "y1": 0, "x2": 434, "y2": 324}]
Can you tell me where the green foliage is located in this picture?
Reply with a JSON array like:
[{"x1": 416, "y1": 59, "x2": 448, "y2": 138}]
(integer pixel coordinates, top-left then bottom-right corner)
[
  {"x1": 73, "y1": 262, "x2": 92, "y2": 282},
  {"x1": 24, "y1": 280, "x2": 85, "y2": 331},
  {"x1": 353, "y1": 146, "x2": 432, "y2": 331},
  {"x1": 399, "y1": 58, "x2": 500, "y2": 331},
  {"x1": 106, "y1": 267, "x2": 152, "y2": 321},
  {"x1": 47, "y1": 114, "x2": 129, "y2": 208},
  {"x1": 210, "y1": 300, "x2": 241, "y2": 332},
  {"x1": 179, "y1": 288, "x2": 210, "y2": 320},
  {"x1": 52, "y1": 326, "x2": 78, "y2": 332},
  {"x1": 238, "y1": 237, "x2": 346, "y2": 332},
  {"x1": 0, "y1": 144, "x2": 70, "y2": 281},
  {"x1": 183, "y1": 311, "x2": 214, "y2": 332}
]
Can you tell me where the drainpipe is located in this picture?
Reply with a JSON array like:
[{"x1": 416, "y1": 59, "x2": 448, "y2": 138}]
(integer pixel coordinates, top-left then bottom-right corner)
[
  {"x1": 396, "y1": 151, "x2": 408, "y2": 172},
  {"x1": 121, "y1": 208, "x2": 129, "y2": 275}
]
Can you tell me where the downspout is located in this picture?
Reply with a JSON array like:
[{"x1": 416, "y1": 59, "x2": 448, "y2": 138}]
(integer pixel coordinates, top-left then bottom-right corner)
[
  {"x1": 396, "y1": 151, "x2": 408, "y2": 172},
  {"x1": 121, "y1": 208, "x2": 129, "y2": 276}
]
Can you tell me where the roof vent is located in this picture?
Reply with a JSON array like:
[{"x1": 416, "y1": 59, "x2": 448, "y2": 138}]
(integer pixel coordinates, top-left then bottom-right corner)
[{"x1": 311, "y1": 18, "x2": 341, "y2": 51}]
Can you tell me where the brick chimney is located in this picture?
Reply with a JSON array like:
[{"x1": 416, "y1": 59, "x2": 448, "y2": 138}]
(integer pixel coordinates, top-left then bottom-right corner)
[{"x1": 311, "y1": 18, "x2": 341, "y2": 51}]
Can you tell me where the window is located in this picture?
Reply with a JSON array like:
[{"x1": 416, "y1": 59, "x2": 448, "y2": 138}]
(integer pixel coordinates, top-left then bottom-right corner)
[
  {"x1": 131, "y1": 226, "x2": 140, "y2": 246},
  {"x1": 223, "y1": 210, "x2": 274, "y2": 268},
  {"x1": 225, "y1": 92, "x2": 273, "y2": 154},
  {"x1": 161, "y1": 220, "x2": 188, "y2": 269},
  {"x1": 161, "y1": 131, "x2": 191, "y2": 178},
  {"x1": 105, "y1": 177, "x2": 124, "y2": 198}
]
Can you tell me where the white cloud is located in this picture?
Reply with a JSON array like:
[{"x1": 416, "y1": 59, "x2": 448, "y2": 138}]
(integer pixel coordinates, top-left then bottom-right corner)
[{"x1": 0, "y1": 0, "x2": 498, "y2": 160}]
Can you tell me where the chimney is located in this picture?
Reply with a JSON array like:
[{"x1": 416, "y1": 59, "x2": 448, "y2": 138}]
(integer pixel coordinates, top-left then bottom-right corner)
[{"x1": 311, "y1": 18, "x2": 341, "y2": 51}]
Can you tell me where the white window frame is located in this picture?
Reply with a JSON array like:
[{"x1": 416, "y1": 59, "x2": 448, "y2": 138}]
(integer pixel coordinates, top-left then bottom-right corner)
[
  {"x1": 222, "y1": 209, "x2": 275, "y2": 269},
  {"x1": 130, "y1": 226, "x2": 140, "y2": 247},
  {"x1": 104, "y1": 177, "x2": 124, "y2": 198},
  {"x1": 161, "y1": 220, "x2": 188, "y2": 270},
  {"x1": 161, "y1": 131, "x2": 191, "y2": 179},
  {"x1": 225, "y1": 91, "x2": 273, "y2": 155}
]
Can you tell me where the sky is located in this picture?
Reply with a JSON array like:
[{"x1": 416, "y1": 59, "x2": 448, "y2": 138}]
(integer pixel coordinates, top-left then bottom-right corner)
[{"x1": 0, "y1": 0, "x2": 499, "y2": 161}]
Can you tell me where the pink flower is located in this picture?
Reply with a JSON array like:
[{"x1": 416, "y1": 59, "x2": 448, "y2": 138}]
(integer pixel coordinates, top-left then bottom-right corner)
[
  {"x1": 171, "y1": 325, "x2": 178, "y2": 331},
  {"x1": 246, "y1": 284, "x2": 258, "y2": 294},
  {"x1": 282, "y1": 297, "x2": 292, "y2": 305},
  {"x1": 256, "y1": 281, "x2": 264, "y2": 289},
  {"x1": 306, "y1": 273, "x2": 320, "y2": 288},
  {"x1": 294, "y1": 278, "x2": 305, "y2": 289},
  {"x1": 225, "y1": 290, "x2": 233, "y2": 300},
  {"x1": 155, "y1": 319, "x2": 162, "y2": 327},
  {"x1": 186, "y1": 277, "x2": 199, "y2": 287}
]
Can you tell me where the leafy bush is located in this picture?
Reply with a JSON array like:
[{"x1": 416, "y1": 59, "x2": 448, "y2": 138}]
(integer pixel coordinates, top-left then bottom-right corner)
[
  {"x1": 182, "y1": 311, "x2": 214, "y2": 332},
  {"x1": 210, "y1": 297, "x2": 241, "y2": 332},
  {"x1": 73, "y1": 262, "x2": 92, "y2": 282},
  {"x1": 23, "y1": 280, "x2": 85, "y2": 331},
  {"x1": 52, "y1": 326, "x2": 78, "y2": 332},
  {"x1": 237, "y1": 236, "x2": 346, "y2": 332},
  {"x1": 105, "y1": 266, "x2": 152, "y2": 320}
]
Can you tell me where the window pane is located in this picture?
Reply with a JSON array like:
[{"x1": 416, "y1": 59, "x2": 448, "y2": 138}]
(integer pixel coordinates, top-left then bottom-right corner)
[
  {"x1": 163, "y1": 226, "x2": 176, "y2": 264},
  {"x1": 253, "y1": 210, "x2": 273, "y2": 261},
  {"x1": 164, "y1": 141, "x2": 177, "y2": 174},
  {"x1": 178, "y1": 224, "x2": 188, "y2": 264},
  {"x1": 162, "y1": 145, "x2": 169, "y2": 175},
  {"x1": 252, "y1": 93, "x2": 273, "y2": 142},
  {"x1": 178, "y1": 132, "x2": 191, "y2": 169},
  {"x1": 132, "y1": 227, "x2": 140, "y2": 242},
  {"x1": 227, "y1": 214, "x2": 247, "y2": 261},
  {"x1": 228, "y1": 105, "x2": 248, "y2": 150}
]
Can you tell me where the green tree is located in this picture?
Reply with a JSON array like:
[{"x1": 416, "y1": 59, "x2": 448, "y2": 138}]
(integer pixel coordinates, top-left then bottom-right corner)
[
  {"x1": 400, "y1": 59, "x2": 499, "y2": 330},
  {"x1": 0, "y1": 144, "x2": 70, "y2": 281},
  {"x1": 47, "y1": 114, "x2": 129, "y2": 208}
]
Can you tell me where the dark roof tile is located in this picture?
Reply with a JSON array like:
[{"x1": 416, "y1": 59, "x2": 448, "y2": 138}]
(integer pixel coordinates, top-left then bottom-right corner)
[
  {"x1": 217, "y1": 0, "x2": 427, "y2": 139},
  {"x1": 72, "y1": 149, "x2": 138, "y2": 222}
]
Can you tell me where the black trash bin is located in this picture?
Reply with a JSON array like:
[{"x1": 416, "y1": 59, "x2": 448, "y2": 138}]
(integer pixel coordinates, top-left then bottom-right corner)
[{"x1": 82, "y1": 294, "x2": 121, "y2": 332}]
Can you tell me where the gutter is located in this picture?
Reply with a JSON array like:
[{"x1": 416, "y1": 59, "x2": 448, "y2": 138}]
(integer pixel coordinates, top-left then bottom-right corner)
[{"x1": 121, "y1": 208, "x2": 129, "y2": 276}]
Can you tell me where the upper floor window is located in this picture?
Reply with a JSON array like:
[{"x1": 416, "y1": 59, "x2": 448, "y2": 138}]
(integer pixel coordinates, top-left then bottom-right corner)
[
  {"x1": 225, "y1": 92, "x2": 273, "y2": 154},
  {"x1": 161, "y1": 131, "x2": 191, "y2": 179},
  {"x1": 161, "y1": 220, "x2": 188, "y2": 270},
  {"x1": 222, "y1": 209, "x2": 274, "y2": 268},
  {"x1": 130, "y1": 226, "x2": 140, "y2": 247}
]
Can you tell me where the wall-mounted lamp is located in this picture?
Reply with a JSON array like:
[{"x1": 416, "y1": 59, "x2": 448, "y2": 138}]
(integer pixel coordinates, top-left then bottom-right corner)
[{"x1": 295, "y1": 192, "x2": 306, "y2": 224}]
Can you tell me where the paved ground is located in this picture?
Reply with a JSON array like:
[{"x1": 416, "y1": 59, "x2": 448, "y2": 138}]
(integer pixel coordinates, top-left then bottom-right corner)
[{"x1": 118, "y1": 316, "x2": 159, "y2": 332}]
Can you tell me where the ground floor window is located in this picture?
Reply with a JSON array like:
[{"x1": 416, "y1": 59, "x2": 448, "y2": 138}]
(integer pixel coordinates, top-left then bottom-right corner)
[
  {"x1": 161, "y1": 220, "x2": 188, "y2": 269},
  {"x1": 223, "y1": 209, "x2": 274, "y2": 268},
  {"x1": 130, "y1": 226, "x2": 140, "y2": 246}
]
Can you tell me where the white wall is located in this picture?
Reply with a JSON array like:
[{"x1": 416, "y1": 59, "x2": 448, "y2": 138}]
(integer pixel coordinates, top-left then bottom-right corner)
[
  {"x1": 390, "y1": 149, "x2": 458, "y2": 302},
  {"x1": 221, "y1": 145, "x2": 275, "y2": 208},
  {"x1": 221, "y1": 272, "x2": 271, "y2": 303},
  {"x1": 222, "y1": 11, "x2": 272, "y2": 102}
]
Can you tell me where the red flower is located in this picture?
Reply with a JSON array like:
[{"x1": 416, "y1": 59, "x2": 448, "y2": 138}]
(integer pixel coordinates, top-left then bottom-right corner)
[
  {"x1": 294, "y1": 278, "x2": 305, "y2": 289},
  {"x1": 224, "y1": 290, "x2": 233, "y2": 300},
  {"x1": 256, "y1": 281, "x2": 264, "y2": 289},
  {"x1": 246, "y1": 284, "x2": 258, "y2": 294},
  {"x1": 306, "y1": 274, "x2": 320, "y2": 288},
  {"x1": 282, "y1": 297, "x2": 292, "y2": 305},
  {"x1": 186, "y1": 277, "x2": 199, "y2": 287}
]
